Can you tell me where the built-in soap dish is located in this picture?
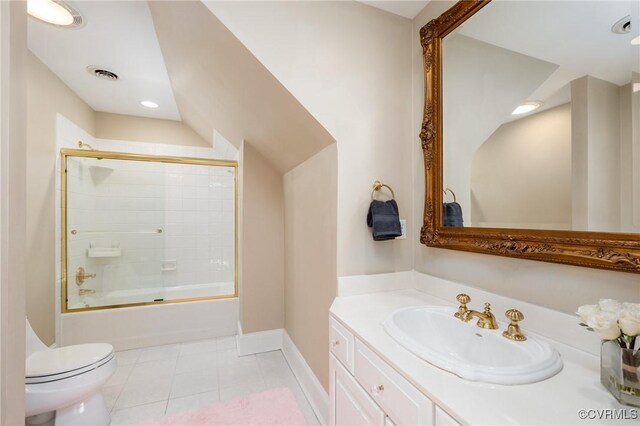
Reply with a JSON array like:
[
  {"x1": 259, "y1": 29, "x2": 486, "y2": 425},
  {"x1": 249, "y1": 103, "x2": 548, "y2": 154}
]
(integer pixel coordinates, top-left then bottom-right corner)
[
  {"x1": 87, "y1": 240, "x2": 121, "y2": 258},
  {"x1": 161, "y1": 259, "x2": 177, "y2": 272}
]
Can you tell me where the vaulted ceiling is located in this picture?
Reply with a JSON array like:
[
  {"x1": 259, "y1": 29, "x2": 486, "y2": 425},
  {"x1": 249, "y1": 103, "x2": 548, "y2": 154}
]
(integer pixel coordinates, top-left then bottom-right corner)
[
  {"x1": 28, "y1": 1, "x2": 180, "y2": 121},
  {"x1": 27, "y1": 0, "x2": 334, "y2": 172},
  {"x1": 148, "y1": 1, "x2": 334, "y2": 172}
]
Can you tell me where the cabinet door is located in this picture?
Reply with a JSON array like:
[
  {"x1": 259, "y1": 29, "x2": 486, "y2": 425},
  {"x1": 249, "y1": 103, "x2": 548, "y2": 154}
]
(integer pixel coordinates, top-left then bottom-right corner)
[
  {"x1": 330, "y1": 317, "x2": 355, "y2": 373},
  {"x1": 330, "y1": 354, "x2": 385, "y2": 426},
  {"x1": 354, "y1": 340, "x2": 434, "y2": 425}
]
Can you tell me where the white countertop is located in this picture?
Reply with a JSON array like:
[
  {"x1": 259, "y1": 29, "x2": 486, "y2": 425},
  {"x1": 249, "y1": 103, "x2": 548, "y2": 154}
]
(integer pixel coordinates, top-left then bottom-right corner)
[{"x1": 330, "y1": 289, "x2": 637, "y2": 425}]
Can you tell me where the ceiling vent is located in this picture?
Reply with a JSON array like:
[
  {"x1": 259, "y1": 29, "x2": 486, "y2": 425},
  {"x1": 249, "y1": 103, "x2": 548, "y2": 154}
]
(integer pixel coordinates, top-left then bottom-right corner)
[
  {"x1": 86, "y1": 66, "x2": 119, "y2": 81},
  {"x1": 612, "y1": 15, "x2": 631, "y2": 34}
]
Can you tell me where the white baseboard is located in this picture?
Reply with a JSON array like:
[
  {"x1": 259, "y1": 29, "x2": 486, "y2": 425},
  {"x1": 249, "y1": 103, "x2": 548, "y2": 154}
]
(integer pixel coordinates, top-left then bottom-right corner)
[
  {"x1": 282, "y1": 331, "x2": 329, "y2": 426},
  {"x1": 236, "y1": 321, "x2": 284, "y2": 356},
  {"x1": 234, "y1": 323, "x2": 329, "y2": 424}
]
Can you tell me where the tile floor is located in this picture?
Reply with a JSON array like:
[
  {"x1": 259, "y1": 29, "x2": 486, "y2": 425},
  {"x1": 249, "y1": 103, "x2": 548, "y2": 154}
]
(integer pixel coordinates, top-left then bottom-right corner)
[{"x1": 102, "y1": 336, "x2": 319, "y2": 425}]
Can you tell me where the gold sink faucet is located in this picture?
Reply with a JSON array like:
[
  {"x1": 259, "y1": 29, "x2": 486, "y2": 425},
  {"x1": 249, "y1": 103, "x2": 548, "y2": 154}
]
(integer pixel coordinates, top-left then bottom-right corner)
[{"x1": 454, "y1": 294, "x2": 498, "y2": 329}]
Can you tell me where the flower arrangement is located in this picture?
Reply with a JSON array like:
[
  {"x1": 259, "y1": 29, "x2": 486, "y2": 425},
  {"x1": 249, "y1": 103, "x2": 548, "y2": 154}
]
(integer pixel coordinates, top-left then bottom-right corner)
[
  {"x1": 578, "y1": 299, "x2": 640, "y2": 406},
  {"x1": 577, "y1": 299, "x2": 640, "y2": 349}
]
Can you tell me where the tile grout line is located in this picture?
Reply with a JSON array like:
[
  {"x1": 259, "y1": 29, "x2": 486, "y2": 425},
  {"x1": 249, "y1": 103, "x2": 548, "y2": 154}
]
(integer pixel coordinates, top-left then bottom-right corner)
[{"x1": 163, "y1": 349, "x2": 181, "y2": 414}]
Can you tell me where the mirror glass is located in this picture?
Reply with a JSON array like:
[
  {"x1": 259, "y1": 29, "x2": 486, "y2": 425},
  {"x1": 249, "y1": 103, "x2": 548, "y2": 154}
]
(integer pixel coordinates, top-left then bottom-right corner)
[{"x1": 442, "y1": 1, "x2": 639, "y2": 232}]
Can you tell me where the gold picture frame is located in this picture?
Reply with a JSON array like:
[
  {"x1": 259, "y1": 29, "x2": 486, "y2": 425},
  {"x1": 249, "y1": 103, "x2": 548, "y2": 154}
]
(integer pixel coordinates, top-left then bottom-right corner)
[{"x1": 419, "y1": 0, "x2": 640, "y2": 273}]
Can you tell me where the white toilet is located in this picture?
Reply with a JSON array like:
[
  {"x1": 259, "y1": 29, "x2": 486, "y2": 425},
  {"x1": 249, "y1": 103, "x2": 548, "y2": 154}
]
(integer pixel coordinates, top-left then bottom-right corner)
[{"x1": 25, "y1": 320, "x2": 116, "y2": 426}]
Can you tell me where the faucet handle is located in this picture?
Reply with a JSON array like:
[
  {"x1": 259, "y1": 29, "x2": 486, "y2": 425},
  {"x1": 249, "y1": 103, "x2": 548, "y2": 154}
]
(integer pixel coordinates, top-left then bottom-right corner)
[
  {"x1": 505, "y1": 308, "x2": 524, "y2": 322},
  {"x1": 456, "y1": 293, "x2": 470, "y2": 305},
  {"x1": 454, "y1": 294, "x2": 471, "y2": 320},
  {"x1": 503, "y1": 309, "x2": 526, "y2": 341}
]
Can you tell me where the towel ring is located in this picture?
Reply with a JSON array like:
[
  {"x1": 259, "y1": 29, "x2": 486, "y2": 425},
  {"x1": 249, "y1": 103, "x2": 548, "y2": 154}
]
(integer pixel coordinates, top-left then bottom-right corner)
[
  {"x1": 371, "y1": 180, "x2": 395, "y2": 200},
  {"x1": 443, "y1": 188, "x2": 456, "y2": 203}
]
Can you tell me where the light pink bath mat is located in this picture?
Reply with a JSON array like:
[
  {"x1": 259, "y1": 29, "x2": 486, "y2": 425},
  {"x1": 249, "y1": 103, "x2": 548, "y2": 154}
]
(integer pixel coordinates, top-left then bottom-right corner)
[{"x1": 138, "y1": 387, "x2": 307, "y2": 426}]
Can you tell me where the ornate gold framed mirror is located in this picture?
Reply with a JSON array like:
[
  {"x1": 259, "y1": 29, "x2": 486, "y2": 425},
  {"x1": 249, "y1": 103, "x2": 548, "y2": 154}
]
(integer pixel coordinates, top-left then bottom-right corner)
[{"x1": 420, "y1": 0, "x2": 640, "y2": 273}]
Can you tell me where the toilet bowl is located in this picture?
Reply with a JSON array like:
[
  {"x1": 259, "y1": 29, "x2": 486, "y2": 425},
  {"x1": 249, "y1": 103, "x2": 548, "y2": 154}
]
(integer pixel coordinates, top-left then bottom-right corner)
[{"x1": 25, "y1": 320, "x2": 116, "y2": 426}]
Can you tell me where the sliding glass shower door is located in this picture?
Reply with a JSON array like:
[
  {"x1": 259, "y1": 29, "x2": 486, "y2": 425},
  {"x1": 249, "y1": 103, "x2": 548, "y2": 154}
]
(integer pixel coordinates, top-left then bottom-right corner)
[{"x1": 62, "y1": 150, "x2": 237, "y2": 312}]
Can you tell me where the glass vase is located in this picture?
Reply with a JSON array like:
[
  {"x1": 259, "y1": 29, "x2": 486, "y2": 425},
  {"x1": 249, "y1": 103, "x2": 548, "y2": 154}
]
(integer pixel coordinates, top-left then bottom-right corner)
[{"x1": 601, "y1": 340, "x2": 640, "y2": 407}]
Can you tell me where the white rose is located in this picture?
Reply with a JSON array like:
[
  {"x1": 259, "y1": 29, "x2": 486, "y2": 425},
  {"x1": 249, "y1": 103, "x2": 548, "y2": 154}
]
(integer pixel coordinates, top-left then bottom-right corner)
[
  {"x1": 622, "y1": 302, "x2": 640, "y2": 312},
  {"x1": 587, "y1": 311, "x2": 621, "y2": 340},
  {"x1": 618, "y1": 308, "x2": 640, "y2": 337},
  {"x1": 577, "y1": 304, "x2": 600, "y2": 323},
  {"x1": 598, "y1": 299, "x2": 623, "y2": 313}
]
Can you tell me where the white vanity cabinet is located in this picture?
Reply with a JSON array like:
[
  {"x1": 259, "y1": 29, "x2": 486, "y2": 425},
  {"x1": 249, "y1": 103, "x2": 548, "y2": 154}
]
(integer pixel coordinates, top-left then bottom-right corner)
[
  {"x1": 329, "y1": 316, "x2": 461, "y2": 426},
  {"x1": 330, "y1": 355, "x2": 385, "y2": 425}
]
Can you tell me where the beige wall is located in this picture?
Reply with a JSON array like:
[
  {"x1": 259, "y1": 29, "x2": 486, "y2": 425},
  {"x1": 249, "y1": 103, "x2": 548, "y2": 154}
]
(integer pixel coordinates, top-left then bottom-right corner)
[
  {"x1": 1, "y1": 1, "x2": 27, "y2": 423},
  {"x1": 571, "y1": 76, "x2": 621, "y2": 232},
  {"x1": 207, "y1": 1, "x2": 411, "y2": 390},
  {"x1": 471, "y1": 103, "x2": 572, "y2": 229},
  {"x1": 284, "y1": 144, "x2": 337, "y2": 391},
  {"x1": 148, "y1": 1, "x2": 334, "y2": 173},
  {"x1": 26, "y1": 51, "x2": 95, "y2": 345},
  {"x1": 208, "y1": 0, "x2": 413, "y2": 277},
  {"x1": 95, "y1": 112, "x2": 209, "y2": 148},
  {"x1": 413, "y1": 1, "x2": 640, "y2": 314},
  {"x1": 619, "y1": 82, "x2": 635, "y2": 232},
  {"x1": 239, "y1": 142, "x2": 285, "y2": 333}
]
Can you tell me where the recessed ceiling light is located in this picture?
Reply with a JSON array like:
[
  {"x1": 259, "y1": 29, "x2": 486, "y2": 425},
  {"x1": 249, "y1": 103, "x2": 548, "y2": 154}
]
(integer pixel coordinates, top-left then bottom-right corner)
[
  {"x1": 512, "y1": 101, "x2": 542, "y2": 115},
  {"x1": 632, "y1": 35, "x2": 640, "y2": 46},
  {"x1": 28, "y1": 0, "x2": 82, "y2": 28},
  {"x1": 140, "y1": 100, "x2": 159, "y2": 109}
]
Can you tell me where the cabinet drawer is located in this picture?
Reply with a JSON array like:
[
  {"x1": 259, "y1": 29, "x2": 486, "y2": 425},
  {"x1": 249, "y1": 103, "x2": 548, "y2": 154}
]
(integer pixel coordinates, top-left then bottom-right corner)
[
  {"x1": 355, "y1": 339, "x2": 434, "y2": 425},
  {"x1": 435, "y1": 406, "x2": 461, "y2": 426},
  {"x1": 330, "y1": 317, "x2": 355, "y2": 373},
  {"x1": 330, "y1": 354, "x2": 385, "y2": 426}
]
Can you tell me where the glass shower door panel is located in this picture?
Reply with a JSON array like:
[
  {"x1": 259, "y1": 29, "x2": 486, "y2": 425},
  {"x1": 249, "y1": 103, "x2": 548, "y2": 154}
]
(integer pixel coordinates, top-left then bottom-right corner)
[
  {"x1": 65, "y1": 157, "x2": 166, "y2": 309},
  {"x1": 161, "y1": 163, "x2": 236, "y2": 300}
]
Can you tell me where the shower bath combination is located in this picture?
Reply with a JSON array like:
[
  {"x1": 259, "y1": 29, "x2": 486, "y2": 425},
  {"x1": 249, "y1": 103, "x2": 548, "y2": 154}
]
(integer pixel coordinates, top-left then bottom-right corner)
[{"x1": 60, "y1": 148, "x2": 238, "y2": 312}]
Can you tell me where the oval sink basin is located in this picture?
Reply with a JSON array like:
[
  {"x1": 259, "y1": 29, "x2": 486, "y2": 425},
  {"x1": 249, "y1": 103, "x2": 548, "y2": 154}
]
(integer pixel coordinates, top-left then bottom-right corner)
[{"x1": 382, "y1": 306, "x2": 563, "y2": 385}]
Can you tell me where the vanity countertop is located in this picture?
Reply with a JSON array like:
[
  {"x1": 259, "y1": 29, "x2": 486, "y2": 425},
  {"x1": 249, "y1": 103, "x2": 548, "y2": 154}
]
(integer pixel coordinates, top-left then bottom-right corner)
[{"x1": 330, "y1": 289, "x2": 637, "y2": 425}]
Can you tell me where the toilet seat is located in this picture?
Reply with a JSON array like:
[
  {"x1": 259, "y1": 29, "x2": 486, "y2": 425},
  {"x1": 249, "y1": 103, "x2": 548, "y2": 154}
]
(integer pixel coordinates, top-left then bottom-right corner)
[{"x1": 26, "y1": 344, "x2": 114, "y2": 385}]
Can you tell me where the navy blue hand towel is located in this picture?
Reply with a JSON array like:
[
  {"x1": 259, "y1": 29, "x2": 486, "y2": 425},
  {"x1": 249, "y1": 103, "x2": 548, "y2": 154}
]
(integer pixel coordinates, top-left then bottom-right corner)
[
  {"x1": 443, "y1": 202, "x2": 463, "y2": 227},
  {"x1": 367, "y1": 200, "x2": 402, "y2": 241}
]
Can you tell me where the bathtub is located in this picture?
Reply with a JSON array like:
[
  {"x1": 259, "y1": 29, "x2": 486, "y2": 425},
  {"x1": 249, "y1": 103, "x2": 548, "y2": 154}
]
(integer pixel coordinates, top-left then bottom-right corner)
[
  {"x1": 69, "y1": 281, "x2": 235, "y2": 309},
  {"x1": 60, "y1": 282, "x2": 238, "y2": 350}
]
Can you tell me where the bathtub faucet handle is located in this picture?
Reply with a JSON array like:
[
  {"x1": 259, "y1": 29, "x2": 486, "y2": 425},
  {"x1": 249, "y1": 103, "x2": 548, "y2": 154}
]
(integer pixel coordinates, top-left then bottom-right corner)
[{"x1": 76, "y1": 267, "x2": 96, "y2": 286}]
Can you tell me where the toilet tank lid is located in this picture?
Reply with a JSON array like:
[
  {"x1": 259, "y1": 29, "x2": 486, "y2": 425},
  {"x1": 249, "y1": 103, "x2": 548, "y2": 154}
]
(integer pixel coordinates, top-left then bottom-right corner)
[{"x1": 26, "y1": 343, "x2": 114, "y2": 377}]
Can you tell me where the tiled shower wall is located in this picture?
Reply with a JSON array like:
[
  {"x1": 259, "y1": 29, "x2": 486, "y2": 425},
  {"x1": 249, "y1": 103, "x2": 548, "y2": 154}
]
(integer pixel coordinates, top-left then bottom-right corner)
[{"x1": 57, "y1": 115, "x2": 236, "y2": 310}]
